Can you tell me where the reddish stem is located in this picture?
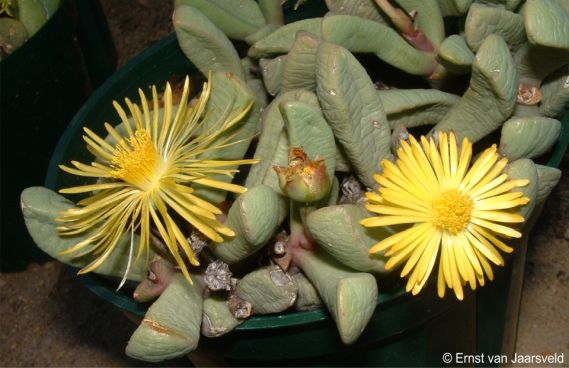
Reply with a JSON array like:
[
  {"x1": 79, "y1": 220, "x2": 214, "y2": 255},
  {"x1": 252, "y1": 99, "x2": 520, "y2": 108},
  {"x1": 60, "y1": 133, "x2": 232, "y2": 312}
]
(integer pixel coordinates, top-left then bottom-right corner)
[{"x1": 374, "y1": 0, "x2": 435, "y2": 52}]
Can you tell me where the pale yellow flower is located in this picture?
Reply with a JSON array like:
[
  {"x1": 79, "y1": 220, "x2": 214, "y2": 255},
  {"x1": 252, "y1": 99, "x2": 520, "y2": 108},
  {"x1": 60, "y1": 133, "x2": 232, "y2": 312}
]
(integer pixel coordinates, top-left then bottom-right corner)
[
  {"x1": 361, "y1": 132, "x2": 530, "y2": 300},
  {"x1": 57, "y1": 75, "x2": 256, "y2": 282}
]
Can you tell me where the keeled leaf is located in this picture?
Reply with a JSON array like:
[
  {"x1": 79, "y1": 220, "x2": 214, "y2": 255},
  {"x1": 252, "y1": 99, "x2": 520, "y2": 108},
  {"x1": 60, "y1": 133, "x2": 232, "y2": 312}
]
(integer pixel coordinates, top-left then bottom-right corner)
[
  {"x1": 174, "y1": 5, "x2": 245, "y2": 80},
  {"x1": 316, "y1": 41, "x2": 391, "y2": 188}
]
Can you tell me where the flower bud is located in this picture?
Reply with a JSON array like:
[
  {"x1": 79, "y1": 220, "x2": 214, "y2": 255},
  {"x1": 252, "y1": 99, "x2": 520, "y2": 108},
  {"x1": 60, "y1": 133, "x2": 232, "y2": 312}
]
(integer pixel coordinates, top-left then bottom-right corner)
[{"x1": 273, "y1": 147, "x2": 331, "y2": 203}]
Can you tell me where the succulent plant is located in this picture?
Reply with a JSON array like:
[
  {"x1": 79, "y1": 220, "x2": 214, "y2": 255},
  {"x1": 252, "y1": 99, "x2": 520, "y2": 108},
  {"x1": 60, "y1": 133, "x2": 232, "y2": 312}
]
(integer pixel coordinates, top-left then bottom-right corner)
[
  {"x1": 21, "y1": 0, "x2": 567, "y2": 363},
  {"x1": 0, "y1": 0, "x2": 60, "y2": 58}
]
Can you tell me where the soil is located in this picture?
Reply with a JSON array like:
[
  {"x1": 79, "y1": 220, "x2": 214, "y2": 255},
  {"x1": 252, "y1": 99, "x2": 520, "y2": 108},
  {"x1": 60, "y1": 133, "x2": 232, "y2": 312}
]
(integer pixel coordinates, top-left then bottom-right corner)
[
  {"x1": 0, "y1": 0, "x2": 568, "y2": 366},
  {"x1": 514, "y1": 153, "x2": 569, "y2": 359}
]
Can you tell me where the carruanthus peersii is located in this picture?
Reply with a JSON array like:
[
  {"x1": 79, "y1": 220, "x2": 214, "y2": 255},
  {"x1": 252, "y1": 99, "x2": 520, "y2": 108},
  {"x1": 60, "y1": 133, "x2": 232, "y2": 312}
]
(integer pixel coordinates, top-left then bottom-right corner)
[
  {"x1": 361, "y1": 131, "x2": 530, "y2": 300},
  {"x1": 57, "y1": 75, "x2": 257, "y2": 283}
]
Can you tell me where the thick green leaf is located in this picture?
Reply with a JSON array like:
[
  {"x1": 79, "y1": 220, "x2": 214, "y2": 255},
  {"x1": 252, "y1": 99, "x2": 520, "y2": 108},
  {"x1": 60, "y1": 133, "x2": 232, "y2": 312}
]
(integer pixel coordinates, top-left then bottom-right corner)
[
  {"x1": 175, "y1": 0, "x2": 265, "y2": 40},
  {"x1": 514, "y1": 43, "x2": 569, "y2": 87},
  {"x1": 126, "y1": 275, "x2": 203, "y2": 362},
  {"x1": 244, "y1": 23, "x2": 278, "y2": 45},
  {"x1": 433, "y1": 34, "x2": 518, "y2": 142},
  {"x1": 293, "y1": 273, "x2": 322, "y2": 311},
  {"x1": 246, "y1": 89, "x2": 319, "y2": 188},
  {"x1": 293, "y1": 247, "x2": 378, "y2": 344},
  {"x1": 235, "y1": 265, "x2": 298, "y2": 314},
  {"x1": 17, "y1": 0, "x2": 59, "y2": 35},
  {"x1": 209, "y1": 185, "x2": 283, "y2": 263},
  {"x1": 335, "y1": 145, "x2": 352, "y2": 172},
  {"x1": 512, "y1": 104, "x2": 540, "y2": 118},
  {"x1": 535, "y1": 165, "x2": 562, "y2": 203},
  {"x1": 438, "y1": 35, "x2": 474, "y2": 74},
  {"x1": 282, "y1": 31, "x2": 320, "y2": 93},
  {"x1": 191, "y1": 72, "x2": 258, "y2": 203},
  {"x1": 261, "y1": 131, "x2": 290, "y2": 194},
  {"x1": 525, "y1": 0, "x2": 569, "y2": 49},
  {"x1": 321, "y1": 15, "x2": 436, "y2": 76},
  {"x1": 133, "y1": 257, "x2": 177, "y2": 303},
  {"x1": 248, "y1": 18, "x2": 322, "y2": 58},
  {"x1": 316, "y1": 41, "x2": 391, "y2": 188},
  {"x1": 21, "y1": 187, "x2": 148, "y2": 282},
  {"x1": 504, "y1": 159, "x2": 538, "y2": 218},
  {"x1": 202, "y1": 295, "x2": 242, "y2": 337},
  {"x1": 241, "y1": 56, "x2": 255, "y2": 80},
  {"x1": 328, "y1": 176, "x2": 340, "y2": 206},
  {"x1": 258, "y1": 0, "x2": 284, "y2": 26},
  {"x1": 0, "y1": 18, "x2": 28, "y2": 55},
  {"x1": 306, "y1": 204, "x2": 390, "y2": 273},
  {"x1": 515, "y1": 1, "x2": 569, "y2": 85},
  {"x1": 391, "y1": 123, "x2": 409, "y2": 153},
  {"x1": 260, "y1": 55, "x2": 287, "y2": 96},
  {"x1": 465, "y1": 4, "x2": 526, "y2": 52},
  {"x1": 476, "y1": 0, "x2": 522, "y2": 11},
  {"x1": 436, "y1": 0, "x2": 472, "y2": 16},
  {"x1": 499, "y1": 116, "x2": 561, "y2": 160},
  {"x1": 396, "y1": 0, "x2": 445, "y2": 49},
  {"x1": 246, "y1": 78, "x2": 269, "y2": 110},
  {"x1": 540, "y1": 65, "x2": 569, "y2": 117},
  {"x1": 379, "y1": 89, "x2": 460, "y2": 129},
  {"x1": 280, "y1": 101, "x2": 336, "y2": 179},
  {"x1": 324, "y1": 0, "x2": 390, "y2": 24},
  {"x1": 173, "y1": 5, "x2": 245, "y2": 80}
]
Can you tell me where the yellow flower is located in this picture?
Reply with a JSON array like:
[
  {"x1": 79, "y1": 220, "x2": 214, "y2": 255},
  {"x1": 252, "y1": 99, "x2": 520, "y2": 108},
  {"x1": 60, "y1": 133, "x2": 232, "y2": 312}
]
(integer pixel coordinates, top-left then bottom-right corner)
[
  {"x1": 361, "y1": 132, "x2": 530, "y2": 300},
  {"x1": 57, "y1": 75, "x2": 257, "y2": 283}
]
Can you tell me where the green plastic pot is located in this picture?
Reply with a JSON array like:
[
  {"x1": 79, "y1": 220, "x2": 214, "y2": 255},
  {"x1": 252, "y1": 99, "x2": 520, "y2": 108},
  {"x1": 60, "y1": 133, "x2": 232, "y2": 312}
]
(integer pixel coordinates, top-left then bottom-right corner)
[
  {"x1": 1, "y1": 0, "x2": 116, "y2": 271},
  {"x1": 43, "y1": 9, "x2": 569, "y2": 368},
  {"x1": 1, "y1": 0, "x2": 92, "y2": 270}
]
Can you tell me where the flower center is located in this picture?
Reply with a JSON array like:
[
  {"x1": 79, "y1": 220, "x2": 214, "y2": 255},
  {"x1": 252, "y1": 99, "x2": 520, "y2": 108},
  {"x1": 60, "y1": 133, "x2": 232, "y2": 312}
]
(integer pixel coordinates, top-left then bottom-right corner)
[
  {"x1": 432, "y1": 189, "x2": 473, "y2": 234},
  {"x1": 110, "y1": 129, "x2": 164, "y2": 190}
]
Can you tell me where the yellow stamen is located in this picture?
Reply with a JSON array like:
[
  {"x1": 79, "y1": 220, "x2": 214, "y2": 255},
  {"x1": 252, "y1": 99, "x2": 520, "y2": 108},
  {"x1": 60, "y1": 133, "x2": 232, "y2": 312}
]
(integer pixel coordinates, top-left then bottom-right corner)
[
  {"x1": 432, "y1": 189, "x2": 473, "y2": 234},
  {"x1": 110, "y1": 129, "x2": 164, "y2": 190}
]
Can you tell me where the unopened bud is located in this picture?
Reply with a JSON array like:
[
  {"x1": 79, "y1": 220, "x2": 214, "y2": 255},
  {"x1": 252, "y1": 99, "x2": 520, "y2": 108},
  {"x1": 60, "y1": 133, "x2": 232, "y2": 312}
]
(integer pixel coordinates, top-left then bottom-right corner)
[{"x1": 273, "y1": 147, "x2": 330, "y2": 203}]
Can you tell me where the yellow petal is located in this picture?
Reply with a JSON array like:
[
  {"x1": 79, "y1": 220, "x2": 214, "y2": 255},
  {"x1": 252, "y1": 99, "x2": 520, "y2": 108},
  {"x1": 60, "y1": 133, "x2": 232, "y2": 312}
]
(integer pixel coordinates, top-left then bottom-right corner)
[
  {"x1": 470, "y1": 217, "x2": 522, "y2": 238},
  {"x1": 471, "y1": 210, "x2": 525, "y2": 223},
  {"x1": 466, "y1": 158, "x2": 508, "y2": 196},
  {"x1": 456, "y1": 231, "x2": 483, "y2": 275},
  {"x1": 192, "y1": 177, "x2": 248, "y2": 193},
  {"x1": 474, "y1": 180, "x2": 528, "y2": 201},
  {"x1": 455, "y1": 137, "x2": 472, "y2": 184},
  {"x1": 471, "y1": 224, "x2": 514, "y2": 253},
  {"x1": 360, "y1": 215, "x2": 429, "y2": 228},
  {"x1": 438, "y1": 131, "x2": 451, "y2": 181},
  {"x1": 453, "y1": 235, "x2": 477, "y2": 289},
  {"x1": 365, "y1": 203, "x2": 428, "y2": 217},
  {"x1": 59, "y1": 182, "x2": 127, "y2": 194},
  {"x1": 400, "y1": 226, "x2": 436, "y2": 277},
  {"x1": 461, "y1": 147, "x2": 499, "y2": 192},
  {"x1": 447, "y1": 241, "x2": 464, "y2": 300},
  {"x1": 448, "y1": 132, "x2": 458, "y2": 177},
  {"x1": 468, "y1": 174, "x2": 508, "y2": 199},
  {"x1": 437, "y1": 261, "x2": 446, "y2": 298},
  {"x1": 379, "y1": 188, "x2": 431, "y2": 212},
  {"x1": 465, "y1": 227, "x2": 503, "y2": 266},
  {"x1": 369, "y1": 223, "x2": 430, "y2": 254},
  {"x1": 412, "y1": 229, "x2": 442, "y2": 291}
]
